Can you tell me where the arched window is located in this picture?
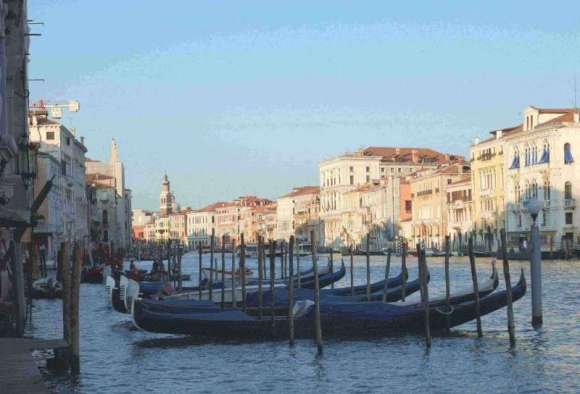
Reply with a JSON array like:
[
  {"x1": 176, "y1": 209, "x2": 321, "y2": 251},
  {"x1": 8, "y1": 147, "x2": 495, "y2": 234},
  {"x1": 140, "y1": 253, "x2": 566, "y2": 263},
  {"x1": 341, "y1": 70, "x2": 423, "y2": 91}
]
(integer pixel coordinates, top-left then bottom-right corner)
[
  {"x1": 565, "y1": 181, "x2": 573, "y2": 200},
  {"x1": 564, "y1": 143, "x2": 574, "y2": 164},
  {"x1": 102, "y1": 209, "x2": 108, "y2": 225}
]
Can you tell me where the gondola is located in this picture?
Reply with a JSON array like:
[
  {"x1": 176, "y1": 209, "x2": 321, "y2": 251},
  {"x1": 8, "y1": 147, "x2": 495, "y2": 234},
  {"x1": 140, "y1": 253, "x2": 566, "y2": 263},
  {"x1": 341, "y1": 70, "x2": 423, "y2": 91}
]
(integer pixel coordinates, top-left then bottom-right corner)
[
  {"x1": 31, "y1": 277, "x2": 62, "y2": 299},
  {"x1": 298, "y1": 262, "x2": 346, "y2": 289},
  {"x1": 81, "y1": 265, "x2": 104, "y2": 283},
  {"x1": 323, "y1": 271, "x2": 404, "y2": 296},
  {"x1": 133, "y1": 266, "x2": 513, "y2": 339}
]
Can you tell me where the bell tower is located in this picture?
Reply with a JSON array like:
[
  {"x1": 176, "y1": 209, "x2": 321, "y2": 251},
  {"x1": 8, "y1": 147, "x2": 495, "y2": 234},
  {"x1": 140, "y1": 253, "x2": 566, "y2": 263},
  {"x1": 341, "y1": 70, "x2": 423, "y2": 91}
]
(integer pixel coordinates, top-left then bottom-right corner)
[{"x1": 160, "y1": 174, "x2": 176, "y2": 215}]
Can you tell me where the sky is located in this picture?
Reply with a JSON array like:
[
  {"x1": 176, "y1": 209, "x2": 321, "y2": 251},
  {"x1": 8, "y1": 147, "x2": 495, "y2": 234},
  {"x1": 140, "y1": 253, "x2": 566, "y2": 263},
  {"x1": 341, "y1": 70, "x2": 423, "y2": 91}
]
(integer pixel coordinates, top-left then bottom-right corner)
[{"x1": 28, "y1": 1, "x2": 580, "y2": 210}]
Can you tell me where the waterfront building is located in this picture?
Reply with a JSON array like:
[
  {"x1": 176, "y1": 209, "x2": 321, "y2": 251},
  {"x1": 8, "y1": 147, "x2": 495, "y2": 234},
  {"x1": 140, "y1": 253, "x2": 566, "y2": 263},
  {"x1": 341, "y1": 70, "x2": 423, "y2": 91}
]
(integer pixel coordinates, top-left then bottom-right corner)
[
  {"x1": 144, "y1": 222, "x2": 157, "y2": 242},
  {"x1": 155, "y1": 215, "x2": 170, "y2": 241},
  {"x1": 410, "y1": 162, "x2": 470, "y2": 249},
  {"x1": 186, "y1": 203, "x2": 218, "y2": 247},
  {"x1": 470, "y1": 128, "x2": 510, "y2": 248},
  {"x1": 132, "y1": 208, "x2": 154, "y2": 240},
  {"x1": 275, "y1": 186, "x2": 320, "y2": 242},
  {"x1": 319, "y1": 146, "x2": 459, "y2": 248},
  {"x1": 28, "y1": 107, "x2": 89, "y2": 251},
  {"x1": 503, "y1": 106, "x2": 580, "y2": 252},
  {"x1": 446, "y1": 176, "x2": 473, "y2": 252},
  {"x1": 253, "y1": 204, "x2": 278, "y2": 241},
  {"x1": 85, "y1": 139, "x2": 132, "y2": 253},
  {"x1": 169, "y1": 211, "x2": 187, "y2": 244}
]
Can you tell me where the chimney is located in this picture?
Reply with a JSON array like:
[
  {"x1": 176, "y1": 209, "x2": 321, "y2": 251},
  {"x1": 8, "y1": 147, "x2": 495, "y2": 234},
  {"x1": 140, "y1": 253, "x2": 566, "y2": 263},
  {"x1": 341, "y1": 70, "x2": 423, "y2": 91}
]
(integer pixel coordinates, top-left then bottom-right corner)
[
  {"x1": 80, "y1": 136, "x2": 85, "y2": 145},
  {"x1": 411, "y1": 149, "x2": 418, "y2": 163},
  {"x1": 496, "y1": 129, "x2": 503, "y2": 139},
  {"x1": 395, "y1": 148, "x2": 401, "y2": 156}
]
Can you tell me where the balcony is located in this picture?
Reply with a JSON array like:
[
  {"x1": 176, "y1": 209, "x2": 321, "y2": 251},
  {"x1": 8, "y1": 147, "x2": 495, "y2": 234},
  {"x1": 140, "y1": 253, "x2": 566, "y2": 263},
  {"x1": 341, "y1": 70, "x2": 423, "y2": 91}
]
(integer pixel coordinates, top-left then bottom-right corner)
[{"x1": 564, "y1": 198, "x2": 575, "y2": 209}]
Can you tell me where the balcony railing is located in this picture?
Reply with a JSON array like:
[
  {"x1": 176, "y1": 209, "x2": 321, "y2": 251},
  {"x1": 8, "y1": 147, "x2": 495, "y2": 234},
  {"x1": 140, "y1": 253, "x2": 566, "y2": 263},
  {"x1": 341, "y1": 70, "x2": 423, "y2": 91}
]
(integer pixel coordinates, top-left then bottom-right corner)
[{"x1": 564, "y1": 198, "x2": 575, "y2": 209}]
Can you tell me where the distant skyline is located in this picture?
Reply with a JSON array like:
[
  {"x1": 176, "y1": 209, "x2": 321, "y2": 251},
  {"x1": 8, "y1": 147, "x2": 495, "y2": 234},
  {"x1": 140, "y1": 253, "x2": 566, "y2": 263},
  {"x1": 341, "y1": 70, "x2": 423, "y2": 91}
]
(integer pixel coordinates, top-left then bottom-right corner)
[{"x1": 28, "y1": 1, "x2": 580, "y2": 210}]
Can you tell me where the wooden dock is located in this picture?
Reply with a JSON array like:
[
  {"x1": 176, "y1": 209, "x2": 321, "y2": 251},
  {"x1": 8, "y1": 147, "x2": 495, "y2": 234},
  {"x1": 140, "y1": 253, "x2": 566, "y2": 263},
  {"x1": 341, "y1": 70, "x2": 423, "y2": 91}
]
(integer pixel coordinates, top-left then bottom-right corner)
[{"x1": 0, "y1": 337, "x2": 67, "y2": 393}]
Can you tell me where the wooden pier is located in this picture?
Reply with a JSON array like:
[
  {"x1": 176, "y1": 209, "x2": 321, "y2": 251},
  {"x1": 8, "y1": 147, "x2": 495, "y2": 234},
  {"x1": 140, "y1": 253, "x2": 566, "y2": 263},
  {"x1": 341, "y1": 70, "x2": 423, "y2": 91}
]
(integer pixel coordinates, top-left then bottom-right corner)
[{"x1": 0, "y1": 337, "x2": 67, "y2": 393}]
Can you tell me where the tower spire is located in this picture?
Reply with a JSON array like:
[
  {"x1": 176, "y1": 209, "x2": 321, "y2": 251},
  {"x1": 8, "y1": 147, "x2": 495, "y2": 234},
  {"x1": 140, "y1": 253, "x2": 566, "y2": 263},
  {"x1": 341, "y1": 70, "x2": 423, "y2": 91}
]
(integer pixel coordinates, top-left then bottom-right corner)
[{"x1": 110, "y1": 138, "x2": 119, "y2": 163}]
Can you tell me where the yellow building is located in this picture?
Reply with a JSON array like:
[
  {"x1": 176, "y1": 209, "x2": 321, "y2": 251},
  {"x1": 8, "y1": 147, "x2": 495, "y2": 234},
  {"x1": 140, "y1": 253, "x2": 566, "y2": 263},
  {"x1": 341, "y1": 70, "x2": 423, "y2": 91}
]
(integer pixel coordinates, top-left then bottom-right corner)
[{"x1": 469, "y1": 127, "x2": 514, "y2": 247}]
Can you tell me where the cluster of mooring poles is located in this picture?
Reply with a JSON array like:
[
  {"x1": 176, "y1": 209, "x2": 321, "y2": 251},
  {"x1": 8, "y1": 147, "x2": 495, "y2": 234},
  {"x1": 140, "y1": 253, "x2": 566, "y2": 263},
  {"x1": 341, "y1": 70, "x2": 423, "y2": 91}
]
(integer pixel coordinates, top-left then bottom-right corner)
[{"x1": 190, "y1": 219, "x2": 543, "y2": 353}]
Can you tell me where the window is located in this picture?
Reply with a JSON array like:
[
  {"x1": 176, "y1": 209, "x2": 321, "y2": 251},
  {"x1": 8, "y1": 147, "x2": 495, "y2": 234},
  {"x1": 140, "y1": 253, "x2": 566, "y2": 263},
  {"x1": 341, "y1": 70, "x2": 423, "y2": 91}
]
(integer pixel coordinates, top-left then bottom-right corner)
[
  {"x1": 61, "y1": 160, "x2": 67, "y2": 176},
  {"x1": 66, "y1": 136, "x2": 71, "y2": 145},
  {"x1": 366, "y1": 166, "x2": 370, "y2": 173},
  {"x1": 510, "y1": 149, "x2": 520, "y2": 169},
  {"x1": 565, "y1": 181, "x2": 573, "y2": 200},
  {"x1": 544, "y1": 180, "x2": 551, "y2": 201},
  {"x1": 46, "y1": 131, "x2": 55, "y2": 140},
  {"x1": 350, "y1": 175, "x2": 354, "y2": 185},
  {"x1": 366, "y1": 175, "x2": 370, "y2": 182},
  {"x1": 565, "y1": 212, "x2": 573, "y2": 225},
  {"x1": 349, "y1": 166, "x2": 353, "y2": 172},
  {"x1": 405, "y1": 200, "x2": 412, "y2": 213},
  {"x1": 564, "y1": 143, "x2": 574, "y2": 164}
]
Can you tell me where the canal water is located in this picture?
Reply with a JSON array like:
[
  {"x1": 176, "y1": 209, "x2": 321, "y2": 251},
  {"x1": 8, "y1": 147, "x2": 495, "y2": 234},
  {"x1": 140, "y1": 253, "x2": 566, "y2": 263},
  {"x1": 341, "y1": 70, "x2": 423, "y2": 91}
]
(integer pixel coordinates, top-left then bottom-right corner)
[{"x1": 28, "y1": 254, "x2": 579, "y2": 393}]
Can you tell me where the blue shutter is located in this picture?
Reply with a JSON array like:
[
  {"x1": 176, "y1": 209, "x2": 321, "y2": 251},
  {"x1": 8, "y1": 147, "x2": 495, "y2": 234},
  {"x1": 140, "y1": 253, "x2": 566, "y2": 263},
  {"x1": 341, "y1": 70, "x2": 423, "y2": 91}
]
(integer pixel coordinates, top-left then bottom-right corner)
[{"x1": 509, "y1": 155, "x2": 520, "y2": 169}]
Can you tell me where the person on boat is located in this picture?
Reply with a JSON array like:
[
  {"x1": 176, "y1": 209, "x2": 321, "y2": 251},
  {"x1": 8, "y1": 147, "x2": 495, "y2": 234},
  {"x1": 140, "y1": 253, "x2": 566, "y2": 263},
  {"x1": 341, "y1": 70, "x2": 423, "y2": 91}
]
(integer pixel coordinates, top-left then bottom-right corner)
[{"x1": 127, "y1": 261, "x2": 140, "y2": 281}]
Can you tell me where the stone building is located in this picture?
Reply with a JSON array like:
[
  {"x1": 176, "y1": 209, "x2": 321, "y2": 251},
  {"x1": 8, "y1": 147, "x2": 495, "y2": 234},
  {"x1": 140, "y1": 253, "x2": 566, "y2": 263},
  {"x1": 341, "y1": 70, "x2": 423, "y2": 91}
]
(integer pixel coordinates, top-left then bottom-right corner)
[
  {"x1": 470, "y1": 127, "x2": 510, "y2": 248},
  {"x1": 446, "y1": 176, "x2": 473, "y2": 252},
  {"x1": 29, "y1": 106, "x2": 89, "y2": 253},
  {"x1": 503, "y1": 106, "x2": 580, "y2": 252},
  {"x1": 276, "y1": 186, "x2": 320, "y2": 242},
  {"x1": 319, "y1": 146, "x2": 459, "y2": 248},
  {"x1": 410, "y1": 162, "x2": 470, "y2": 249},
  {"x1": 85, "y1": 139, "x2": 132, "y2": 253}
]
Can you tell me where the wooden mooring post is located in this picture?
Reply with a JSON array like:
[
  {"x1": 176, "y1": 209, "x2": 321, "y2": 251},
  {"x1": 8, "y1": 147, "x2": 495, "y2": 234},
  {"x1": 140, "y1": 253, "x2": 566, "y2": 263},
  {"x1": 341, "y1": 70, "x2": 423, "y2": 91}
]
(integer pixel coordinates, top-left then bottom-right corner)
[
  {"x1": 468, "y1": 237, "x2": 483, "y2": 337},
  {"x1": 401, "y1": 242, "x2": 408, "y2": 301},
  {"x1": 221, "y1": 235, "x2": 226, "y2": 310},
  {"x1": 240, "y1": 233, "x2": 247, "y2": 312},
  {"x1": 269, "y1": 240, "x2": 276, "y2": 333},
  {"x1": 366, "y1": 236, "x2": 371, "y2": 300},
  {"x1": 198, "y1": 243, "x2": 202, "y2": 301},
  {"x1": 60, "y1": 242, "x2": 71, "y2": 348},
  {"x1": 288, "y1": 235, "x2": 295, "y2": 346},
  {"x1": 257, "y1": 236, "x2": 263, "y2": 320},
  {"x1": 297, "y1": 246, "x2": 301, "y2": 289},
  {"x1": 231, "y1": 240, "x2": 237, "y2": 308},
  {"x1": 417, "y1": 244, "x2": 431, "y2": 348},
  {"x1": 444, "y1": 235, "x2": 451, "y2": 335},
  {"x1": 70, "y1": 242, "x2": 82, "y2": 374},
  {"x1": 209, "y1": 229, "x2": 215, "y2": 301},
  {"x1": 311, "y1": 230, "x2": 323, "y2": 355},
  {"x1": 329, "y1": 248, "x2": 334, "y2": 289},
  {"x1": 500, "y1": 229, "x2": 516, "y2": 347},
  {"x1": 382, "y1": 250, "x2": 391, "y2": 303},
  {"x1": 350, "y1": 246, "x2": 354, "y2": 296}
]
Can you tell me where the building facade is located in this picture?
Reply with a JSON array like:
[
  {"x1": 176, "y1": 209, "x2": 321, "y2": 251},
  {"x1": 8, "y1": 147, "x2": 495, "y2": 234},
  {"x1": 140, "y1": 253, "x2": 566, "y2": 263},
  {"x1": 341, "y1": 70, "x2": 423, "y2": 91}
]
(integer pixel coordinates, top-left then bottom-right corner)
[
  {"x1": 503, "y1": 106, "x2": 580, "y2": 252},
  {"x1": 276, "y1": 186, "x2": 320, "y2": 242},
  {"x1": 410, "y1": 162, "x2": 470, "y2": 249},
  {"x1": 319, "y1": 146, "x2": 459, "y2": 248}
]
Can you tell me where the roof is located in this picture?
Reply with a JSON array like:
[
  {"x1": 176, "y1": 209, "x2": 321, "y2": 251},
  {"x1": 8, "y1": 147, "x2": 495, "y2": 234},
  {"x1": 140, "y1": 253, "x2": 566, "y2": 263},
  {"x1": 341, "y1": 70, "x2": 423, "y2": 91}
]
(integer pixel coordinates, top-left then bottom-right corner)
[
  {"x1": 279, "y1": 186, "x2": 320, "y2": 199},
  {"x1": 362, "y1": 146, "x2": 461, "y2": 163},
  {"x1": 536, "y1": 110, "x2": 579, "y2": 128}
]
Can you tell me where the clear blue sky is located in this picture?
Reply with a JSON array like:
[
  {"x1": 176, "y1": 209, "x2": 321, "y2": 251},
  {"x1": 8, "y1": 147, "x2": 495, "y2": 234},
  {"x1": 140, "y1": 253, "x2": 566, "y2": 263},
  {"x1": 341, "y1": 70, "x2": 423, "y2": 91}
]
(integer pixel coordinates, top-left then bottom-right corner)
[{"x1": 28, "y1": 1, "x2": 580, "y2": 210}]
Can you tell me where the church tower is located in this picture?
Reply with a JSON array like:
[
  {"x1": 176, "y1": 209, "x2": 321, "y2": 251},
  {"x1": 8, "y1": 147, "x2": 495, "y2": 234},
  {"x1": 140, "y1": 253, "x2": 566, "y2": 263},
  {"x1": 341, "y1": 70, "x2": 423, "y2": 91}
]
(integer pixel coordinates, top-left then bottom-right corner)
[{"x1": 160, "y1": 174, "x2": 176, "y2": 215}]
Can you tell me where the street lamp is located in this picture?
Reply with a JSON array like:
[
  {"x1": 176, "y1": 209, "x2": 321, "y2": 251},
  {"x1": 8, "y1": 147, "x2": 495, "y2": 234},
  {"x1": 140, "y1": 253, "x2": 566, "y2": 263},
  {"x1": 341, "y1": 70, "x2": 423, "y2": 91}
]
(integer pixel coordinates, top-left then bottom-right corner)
[{"x1": 525, "y1": 198, "x2": 543, "y2": 327}]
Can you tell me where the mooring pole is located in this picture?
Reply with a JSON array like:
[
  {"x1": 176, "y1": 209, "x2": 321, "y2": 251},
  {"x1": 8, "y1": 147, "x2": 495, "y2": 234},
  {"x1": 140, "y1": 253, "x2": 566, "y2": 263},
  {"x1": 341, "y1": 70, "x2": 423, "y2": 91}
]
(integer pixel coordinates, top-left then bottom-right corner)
[
  {"x1": 60, "y1": 242, "x2": 71, "y2": 348},
  {"x1": 270, "y1": 240, "x2": 276, "y2": 333},
  {"x1": 350, "y1": 246, "x2": 354, "y2": 296},
  {"x1": 382, "y1": 250, "x2": 391, "y2": 303},
  {"x1": 530, "y1": 214, "x2": 543, "y2": 328},
  {"x1": 257, "y1": 236, "x2": 263, "y2": 320},
  {"x1": 401, "y1": 242, "x2": 408, "y2": 301},
  {"x1": 231, "y1": 240, "x2": 237, "y2": 308},
  {"x1": 468, "y1": 237, "x2": 483, "y2": 337},
  {"x1": 240, "y1": 233, "x2": 247, "y2": 312},
  {"x1": 70, "y1": 242, "x2": 83, "y2": 374},
  {"x1": 444, "y1": 235, "x2": 451, "y2": 335},
  {"x1": 288, "y1": 235, "x2": 295, "y2": 346},
  {"x1": 221, "y1": 235, "x2": 225, "y2": 310},
  {"x1": 297, "y1": 246, "x2": 301, "y2": 289},
  {"x1": 209, "y1": 229, "x2": 215, "y2": 301},
  {"x1": 366, "y1": 236, "x2": 371, "y2": 300},
  {"x1": 417, "y1": 244, "x2": 431, "y2": 348},
  {"x1": 311, "y1": 230, "x2": 323, "y2": 355},
  {"x1": 329, "y1": 248, "x2": 334, "y2": 289},
  {"x1": 198, "y1": 243, "x2": 202, "y2": 301},
  {"x1": 500, "y1": 229, "x2": 516, "y2": 346}
]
